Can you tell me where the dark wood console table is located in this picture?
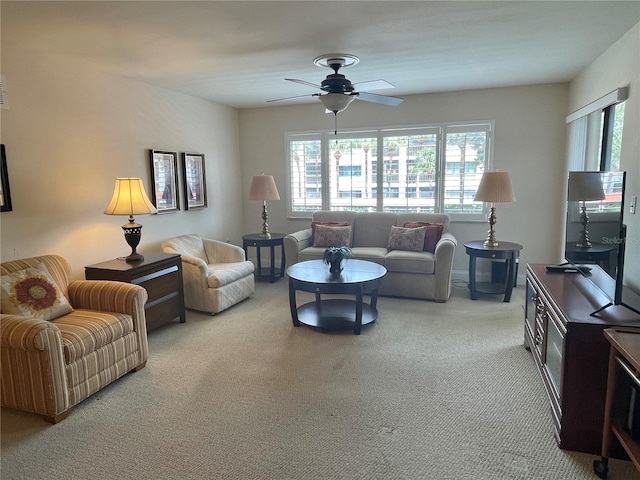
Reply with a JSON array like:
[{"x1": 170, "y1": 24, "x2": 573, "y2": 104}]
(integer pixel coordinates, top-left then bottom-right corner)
[
  {"x1": 524, "y1": 264, "x2": 640, "y2": 456},
  {"x1": 85, "y1": 252, "x2": 185, "y2": 331}
]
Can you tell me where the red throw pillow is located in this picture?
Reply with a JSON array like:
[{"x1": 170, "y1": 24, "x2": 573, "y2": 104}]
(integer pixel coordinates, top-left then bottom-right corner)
[
  {"x1": 403, "y1": 222, "x2": 444, "y2": 253},
  {"x1": 311, "y1": 221, "x2": 350, "y2": 239}
]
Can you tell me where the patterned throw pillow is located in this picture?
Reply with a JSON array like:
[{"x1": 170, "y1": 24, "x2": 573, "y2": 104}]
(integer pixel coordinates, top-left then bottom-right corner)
[
  {"x1": 0, "y1": 263, "x2": 74, "y2": 321},
  {"x1": 313, "y1": 224, "x2": 353, "y2": 248},
  {"x1": 311, "y1": 221, "x2": 350, "y2": 239},
  {"x1": 387, "y1": 226, "x2": 427, "y2": 252},
  {"x1": 403, "y1": 222, "x2": 444, "y2": 253}
]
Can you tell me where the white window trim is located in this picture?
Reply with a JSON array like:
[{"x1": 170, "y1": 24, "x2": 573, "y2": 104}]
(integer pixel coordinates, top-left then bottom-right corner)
[{"x1": 285, "y1": 121, "x2": 494, "y2": 220}]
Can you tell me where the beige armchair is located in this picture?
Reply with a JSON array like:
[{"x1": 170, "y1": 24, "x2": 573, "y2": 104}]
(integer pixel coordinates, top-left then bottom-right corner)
[
  {"x1": 1, "y1": 255, "x2": 148, "y2": 423},
  {"x1": 161, "y1": 234, "x2": 255, "y2": 315}
]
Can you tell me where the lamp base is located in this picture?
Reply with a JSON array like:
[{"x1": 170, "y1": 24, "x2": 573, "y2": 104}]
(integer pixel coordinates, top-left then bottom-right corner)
[
  {"x1": 122, "y1": 218, "x2": 144, "y2": 263},
  {"x1": 125, "y1": 252, "x2": 144, "y2": 263},
  {"x1": 260, "y1": 201, "x2": 271, "y2": 239},
  {"x1": 483, "y1": 205, "x2": 499, "y2": 248}
]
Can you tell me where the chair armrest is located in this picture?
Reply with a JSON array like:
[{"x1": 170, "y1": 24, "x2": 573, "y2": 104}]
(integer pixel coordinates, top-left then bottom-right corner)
[
  {"x1": 68, "y1": 280, "x2": 148, "y2": 316},
  {"x1": 433, "y1": 232, "x2": 457, "y2": 302},
  {"x1": 1, "y1": 314, "x2": 70, "y2": 416},
  {"x1": 67, "y1": 280, "x2": 149, "y2": 364},
  {"x1": 1, "y1": 314, "x2": 61, "y2": 351},
  {"x1": 284, "y1": 229, "x2": 313, "y2": 269},
  {"x1": 178, "y1": 253, "x2": 209, "y2": 273},
  {"x1": 202, "y1": 238, "x2": 246, "y2": 263}
]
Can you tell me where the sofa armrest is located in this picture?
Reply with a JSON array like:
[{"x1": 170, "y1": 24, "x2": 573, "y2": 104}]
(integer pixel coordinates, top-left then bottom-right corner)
[
  {"x1": 432, "y1": 232, "x2": 457, "y2": 302},
  {"x1": 202, "y1": 238, "x2": 246, "y2": 263},
  {"x1": 284, "y1": 228, "x2": 313, "y2": 269},
  {"x1": 1, "y1": 314, "x2": 70, "y2": 416}
]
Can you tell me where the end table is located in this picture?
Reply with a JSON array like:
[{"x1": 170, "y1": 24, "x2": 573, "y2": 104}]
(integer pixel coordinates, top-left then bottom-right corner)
[
  {"x1": 242, "y1": 233, "x2": 286, "y2": 283},
  {"x1": 464, "y1": 240, "x2": 523, "y2": 302},
  {"x1": 85, "y1": 252, "x2": 186, "y2": 331}
]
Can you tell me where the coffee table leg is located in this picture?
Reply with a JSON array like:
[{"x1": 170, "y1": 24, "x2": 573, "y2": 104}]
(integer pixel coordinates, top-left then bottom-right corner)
[
  {"x1": 289, "y1": 278, "x2": 300, "y2": 327},
  {"x1": 370, "y1": 287, "x2": 379, "y2": 310},
  {"x1": 354, "y1": 286, "x2": 364, "y2": 335}
]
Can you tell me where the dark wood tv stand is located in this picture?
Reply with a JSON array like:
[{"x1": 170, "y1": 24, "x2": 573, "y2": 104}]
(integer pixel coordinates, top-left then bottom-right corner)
[{"x1": 524, "y1": 263, "x2": 640, "y2": 455}]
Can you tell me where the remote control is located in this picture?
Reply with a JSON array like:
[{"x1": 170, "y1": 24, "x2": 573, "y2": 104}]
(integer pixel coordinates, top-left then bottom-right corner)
[{"x1": 546, "y1": 265, "x2": 579, "y2": 273}]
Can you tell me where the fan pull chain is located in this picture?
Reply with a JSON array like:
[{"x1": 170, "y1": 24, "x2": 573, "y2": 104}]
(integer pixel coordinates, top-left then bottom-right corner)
[{"x1": 334, "y1": 113, "x2": 338, "y2": 135}]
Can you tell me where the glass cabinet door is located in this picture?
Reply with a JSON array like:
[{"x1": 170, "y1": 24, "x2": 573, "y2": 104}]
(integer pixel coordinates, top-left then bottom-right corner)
[
  {"x1": 544, "y1": 316, "x2": 564, "y2": 396},
  {"x1": 525, "y1": 279, "x2": 536, "y2": 340}
]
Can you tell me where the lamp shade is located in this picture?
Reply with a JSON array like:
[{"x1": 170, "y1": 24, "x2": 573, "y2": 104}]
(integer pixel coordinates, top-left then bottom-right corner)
[
  {"x1": 248, "y1": 175, "x2": 280, "y2": 201},
  {"x1": 319, "y1": 93, "x2": 355, "y2": 113},
  {"x1": 568, "y1": 171, "x2": 605, "y2": 201},
  {"x1": 104, "y1": 178, "x2": 157, "y2": 216},
  {"x1": 474, "y1": 171, "x2": 516, "y2": 203}
]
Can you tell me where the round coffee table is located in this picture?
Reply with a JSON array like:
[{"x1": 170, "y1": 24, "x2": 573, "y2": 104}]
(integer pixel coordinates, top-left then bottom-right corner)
[{"x1": 286, "y1": 259, "x2": 387, "y2": 335}]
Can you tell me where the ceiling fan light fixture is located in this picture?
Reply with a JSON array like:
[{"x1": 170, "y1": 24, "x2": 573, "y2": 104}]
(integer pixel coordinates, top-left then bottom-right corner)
[{"x1": 319, "y1": 93, "x2": 355, "y2": 113}]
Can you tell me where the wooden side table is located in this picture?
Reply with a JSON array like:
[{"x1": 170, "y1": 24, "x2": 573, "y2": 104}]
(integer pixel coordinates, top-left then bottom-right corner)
[
  {"x1": 594, "y1": 327, "x2": 640, "y2": 478},
  {"x1": 85, "y1": 252, "x2": 185, "y2": 331},
  {"x1": 464, "y1": 240, "x2": 523, "y2": 302},
  {"x1": 242, "y1": 233, "x2": 286, "y2": 283}
]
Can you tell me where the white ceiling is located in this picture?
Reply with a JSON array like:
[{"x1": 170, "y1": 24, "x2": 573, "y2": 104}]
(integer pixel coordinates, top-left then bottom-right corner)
[{"x1": 2, "y1": 1, "x2": 639, "y2": 109}]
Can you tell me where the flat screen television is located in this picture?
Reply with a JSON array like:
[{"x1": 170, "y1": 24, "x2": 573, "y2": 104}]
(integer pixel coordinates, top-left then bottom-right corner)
[{"x1": 563, "y1": 171, "x2": 640, "y2": 315}]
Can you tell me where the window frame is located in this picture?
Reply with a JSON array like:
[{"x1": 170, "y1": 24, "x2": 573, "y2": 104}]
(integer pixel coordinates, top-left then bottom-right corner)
[{"x1": 285, "y1": 121, "x2": 494, "y2": 220}]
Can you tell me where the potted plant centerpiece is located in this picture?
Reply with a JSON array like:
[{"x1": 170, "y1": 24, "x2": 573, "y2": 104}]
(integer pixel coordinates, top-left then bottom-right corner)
[{"x1": 322, "y1": 245, "x2": 352, "y2": 274}]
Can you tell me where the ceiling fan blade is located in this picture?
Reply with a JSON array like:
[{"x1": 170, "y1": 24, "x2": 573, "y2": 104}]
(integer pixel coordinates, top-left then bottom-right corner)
[
  {"x1": 351, "y1": 79, "x2": 395, "y2": 91},
  {"x1": 356, "y1": 91, "x2": 404, "y2": 107},
  {"x1": 266, "y1": 93, "x2": 319, "y2": 103},
  {"x1": 285, "y1": 78, "x2": 322, "y2": 90}
]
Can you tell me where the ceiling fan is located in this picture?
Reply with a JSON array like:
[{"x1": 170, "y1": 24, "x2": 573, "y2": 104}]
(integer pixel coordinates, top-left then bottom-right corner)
[{"x1": 268, "y1": 54, "x2": 403, "y2": 130}]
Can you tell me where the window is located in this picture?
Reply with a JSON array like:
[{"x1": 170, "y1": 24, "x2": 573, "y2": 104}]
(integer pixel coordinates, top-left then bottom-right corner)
[
  {"x1": 286, "y1": 122, "x2": 493, "y2": 219},
  {"x1": 566, "y1": 88, "x2": 627, "y2": 172},
  {"x1": 601, "y1": 102, "x2": 625, "y2": 171}
]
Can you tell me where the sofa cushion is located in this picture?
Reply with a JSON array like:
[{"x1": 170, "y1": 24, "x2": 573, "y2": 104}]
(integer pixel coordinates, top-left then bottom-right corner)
[
  {"x1": 403, "y1": 222, "x2": 444, "y2": 253},
  {"x1": 0, "y1": 263, "x2": 74, "y2": 321},
  {"x1": 385, "y1": 250, "x2": 436, "y2": 274},
  {"x1": 53, "y1": 309, "x2": 134, "y2": 363},
  {"x1": 387, "y1": 226, "x2": 427, "y2": 252},
  {"x1": 206, "y1": 261, "x2": 255, "y2": 288},
  {"x1": 311, "y1": 221, "x2": 350, "y2": 239},
  {"x1": 352, "y1": 212, "x2": 397, "y2": 248},
  {"x1": 349, "y1": 247, "x2": 388, "y2": 265},
  {"x1": 313, "y1": 224, "x2": 353, "y2": 247}
]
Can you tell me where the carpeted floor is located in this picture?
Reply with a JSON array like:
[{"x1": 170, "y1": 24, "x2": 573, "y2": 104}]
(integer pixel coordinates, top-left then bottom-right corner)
[{"x1": 1, "y1": 280, "x2": 638, "y2": 480}]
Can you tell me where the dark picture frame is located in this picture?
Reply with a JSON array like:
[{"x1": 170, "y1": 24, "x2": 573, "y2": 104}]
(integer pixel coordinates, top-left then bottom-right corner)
[
  {"x1": 181, "y1": 152, "x2": 207, "y2": 209},
  {"x1": 149, "y1": 149, "x2": 179, "y2": 212},
  {"x1": 1, "y1": 144, "x2": 12, "y2": 212}
]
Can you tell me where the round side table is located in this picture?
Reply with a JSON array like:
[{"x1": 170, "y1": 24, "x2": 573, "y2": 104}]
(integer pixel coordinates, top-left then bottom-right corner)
[{"x1": 464, "y1": 240, "x2": 523, "y2": 302}]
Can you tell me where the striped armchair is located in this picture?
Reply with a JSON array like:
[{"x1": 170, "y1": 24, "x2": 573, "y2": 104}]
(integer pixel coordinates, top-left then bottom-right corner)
[{"x1": 1, "y1": 255, "x2": 149, "y2": 423}]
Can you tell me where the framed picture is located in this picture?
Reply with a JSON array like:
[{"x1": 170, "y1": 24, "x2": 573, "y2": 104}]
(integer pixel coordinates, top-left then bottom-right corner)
[
  {"x1": 149, "y1": 149, "x2": 179, "y2": 212},
  {"x1": 1, "y1": 144, "x2": 12, "y2": 212},
  {"x1": 181, "y1": 152, "x2": 207, "y2": 209}
]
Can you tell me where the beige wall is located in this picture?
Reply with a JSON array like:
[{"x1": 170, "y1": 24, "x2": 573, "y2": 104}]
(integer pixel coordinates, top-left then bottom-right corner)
[
  {"x1": 568, "y1": 22, "x2": 640, "y2": 293},
  {"x1": 239, "y1": 84, "x2": 569, "y2": 277},
  {"x1": 0, "y1": 45, "x2": 243, "y2": 278}
]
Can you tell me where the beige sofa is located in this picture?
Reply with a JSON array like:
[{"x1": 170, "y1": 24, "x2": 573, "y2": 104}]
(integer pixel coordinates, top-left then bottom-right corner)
[
  {"x1": 284, "y1": 211, "x2": 457, "y2": 302},
  {"x1": 0, "y1": 255, "x2": 148, "y2": 423}
]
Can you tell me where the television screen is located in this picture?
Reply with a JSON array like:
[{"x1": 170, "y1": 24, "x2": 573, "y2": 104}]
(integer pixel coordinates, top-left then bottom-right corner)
[{"x1": 564, "y1": 171, "x2": 626, "y2": 310}]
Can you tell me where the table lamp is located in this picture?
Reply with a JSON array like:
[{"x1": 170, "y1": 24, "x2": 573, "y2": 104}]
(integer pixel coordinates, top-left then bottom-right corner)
[
  {"x1": 248, "y1": 174, "x2": 280, "y2": 238},
  {"x1": 474, "y1": 171, "x2": 516, "y2": 248},
  {"x1": 568, "y1": 171, "x2": 605, "y2": 248},
  {"x1": 104, "y1": 178, "x2": 157, "y2": 262}
]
